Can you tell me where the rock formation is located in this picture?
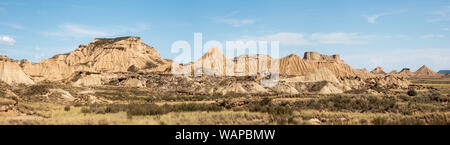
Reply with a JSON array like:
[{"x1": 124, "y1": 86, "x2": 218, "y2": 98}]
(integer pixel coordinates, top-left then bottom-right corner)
[
  {"x1": 21, "y1": 37, "x2": 170, "y2": 82},
  {"x1": 0, "y1": 56, "x2": 35, "y2": 85},
  {"x1": 280, "y1": 52, "x2": 374, "y2": 78},
  {"x1": 172, "y1": 47, "x2": 274, "y2": 77},
  {"x1": 415, "y1": 65, "x2": 438, "y2": 76},
  {"x1": 303, "y1": 52, "x2": 343, "y2": 63},
  {"x1": 370, "y1": 67, "x2": 386, "y2": 74},
  {"x1": 278, "y1": 54, "x2": 313, "y2": 76},
  {"x1": 281, "y1": 68, "x2": 340, "y2": 83},
  {"x1": 398, "y1": 68, "x2": 414, "y2": 76},
  {"x1": 0, "y1": 36, "x2": 423, "y2": 96},
  {"x1": 190, "y1": 47, "x2": 233, "y2": 76},
  {"x1": 174, "y1": 49, "x2": 372, "y2": 78}
]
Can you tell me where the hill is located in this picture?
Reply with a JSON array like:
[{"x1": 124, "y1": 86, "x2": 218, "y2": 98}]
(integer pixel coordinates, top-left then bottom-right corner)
[
  {"x1": 0, "y1": 56, "x2": 35, "y2": 85},
  {"x1": 20, "y1": 37, "x2": 170, "y2": 82}
]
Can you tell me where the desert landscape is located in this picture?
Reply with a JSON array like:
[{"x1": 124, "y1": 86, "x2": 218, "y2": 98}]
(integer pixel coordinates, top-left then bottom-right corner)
[{"x1": 0, "y1": 36, "x2": 448, "y2": 125}]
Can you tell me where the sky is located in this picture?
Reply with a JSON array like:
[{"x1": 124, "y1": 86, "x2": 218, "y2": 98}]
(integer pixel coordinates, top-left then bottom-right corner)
[{"x1": 0, "y1": 0, "x2": 449, "y2": 72}]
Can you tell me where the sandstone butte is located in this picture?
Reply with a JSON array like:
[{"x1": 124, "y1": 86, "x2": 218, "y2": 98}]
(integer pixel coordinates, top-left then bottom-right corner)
[
  {"x1": 175, "y1": 47, "x2": 373, "y2": 78},
  {"x1": 389, "y1": 65, "x2": 440, "y2": 77},
  {"x1": 19, "y1": 37, "x2": 170, "y2": 82},
  {"x1": 415, "y1": 65, "x2": 438, "y2": 76},
  {"x1": 0, "y1": 36, "x2": 440, "y2": 85}
]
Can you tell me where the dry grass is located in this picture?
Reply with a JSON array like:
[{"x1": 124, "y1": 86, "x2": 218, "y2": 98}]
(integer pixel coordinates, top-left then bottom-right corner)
[
  {"x1": 1, "y1": 78, "x2": 448, "y2": 125},
  {"x1": 0, "y1": 106, "x2": 269, "y2": 125},
  {"x1": 291, "y1": 110, "x2": 449, "y2": 125},
  {"x1": 417, "y1": 83, "x2": 450, "y2": 87}
]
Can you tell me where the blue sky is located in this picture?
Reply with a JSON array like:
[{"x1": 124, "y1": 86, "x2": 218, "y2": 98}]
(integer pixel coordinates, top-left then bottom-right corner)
[{"x1": 0, "y1": 0, "x2": 449, "y2": 72}]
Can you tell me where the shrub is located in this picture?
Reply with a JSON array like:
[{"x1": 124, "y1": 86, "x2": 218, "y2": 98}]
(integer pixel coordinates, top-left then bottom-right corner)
[
  {"x1": 407, "y1": 90, "x2": 418, "y2": 96},
  {"x1": 308, "y1": 81, "x2": 328, "y2": 92},
  {"x1": 0, "y1": 90, "x2": 6, "y2": 97},
  {"x1": 398, "y1": 95, "x2": 411, "y2": 101},
  {"x1": 64, "y1": 105, "x2": 71, "y2": 111},
  {"x1": 81, "y1": 103, "x2": 223, "y2": 116},
  {"x1": 260, "y1": 97, "x2": 272, "y2": 105},
  {"x1": 294, "y1": 95, "x2": 398, "y2": 113},
  {"x1": 172, "y1": 103, "x2": 222, "y2": 112},
  {"x1": 372, "y1": 117, "x2": 388, "y2": 125},
  {"x1": 247, "y1": 103, "x2": 292, "y2": 116},
  {"x1": 127, "y1": 65, "x2": 139, "y2": 72},
  {"x1": 127, "y1": 104, "x2": 165, "y2": 116},
  {"x1": 80, "y1": 104, "x2": 126, "y2": 114},
  {"x1": 144, "y1": 96, "x2": 155, "y2": 102},
  {"x1": 24, "y1": 84, "x2": 53, "y2": 96},
  {"x1": 80, "y1": 107, "x2": 90, "y2": 114},
  {"x1": 429, "y1": 92, "x2": 448, "y2": 102}
]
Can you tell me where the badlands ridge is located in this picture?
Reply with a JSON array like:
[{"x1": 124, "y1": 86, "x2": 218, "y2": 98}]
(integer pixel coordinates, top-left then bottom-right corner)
[{"x1": 0, "y1": 37, "x2": 440, "y2": 95}]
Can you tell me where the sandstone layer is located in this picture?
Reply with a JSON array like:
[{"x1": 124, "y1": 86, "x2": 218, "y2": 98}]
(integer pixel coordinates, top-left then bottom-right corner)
[
  {"x1": 0, "y1": 56, "x2": 35, "y2": 85},
  {"x1": 20, "y1": 37, "x2": 170, "y2": 82}
]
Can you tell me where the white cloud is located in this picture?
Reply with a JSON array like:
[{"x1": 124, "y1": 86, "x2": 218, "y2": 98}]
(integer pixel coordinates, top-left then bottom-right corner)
[
  {"x1": 363, "y1": 13, "x2": 388, "y2": 23},
  {"x1": 45, "y1": 23, "x2": 150, "y2": 38},
  {"x1": 213, "y1": 18, "x2": 256, "y2": 27},
  {"x1": 363, "y1": 10, "x2": 406, "y2": 24},
  {"x1": 310, "y1": 32, "x2": 374, "y2": 45},
  {"x1": 421, "y1": 34, "x2": 445, "y2": 39},
  {"x1": 239, "y1": 32, "x2": 374, "y2": 46},
  {"x1": 0, "y1": 36, "x2": 15, "y2": 45},
  {"x1": 443, "y1": 28, "x2": 450, "y2": 31}
]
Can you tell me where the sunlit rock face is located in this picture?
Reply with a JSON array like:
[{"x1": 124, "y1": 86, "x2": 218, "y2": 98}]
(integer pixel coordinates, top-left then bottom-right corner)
[
  {"x1": 0, "y1": 56, "x2": 35, "y2": 85},
  {"x1": 20, "y1": 37, "x2": 170, "y2": 82}
]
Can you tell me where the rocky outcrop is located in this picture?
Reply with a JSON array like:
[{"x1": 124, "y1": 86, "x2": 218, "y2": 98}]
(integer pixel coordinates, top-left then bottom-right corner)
[
  {"x1": 190, "y1": 47, "x2": 233, "y2": 76},
  {"x1": 415, "y1": 65, "x2": 438, "y2": 76},
  {"x1": 303, "y1": 52, "x2": 374, "y2": 78},
  {"x1": 119, "y1": 78, "x2": 146, "y2": 88},
  {"x1": 173, "y1": 48, "x2": 372, "y2": 78},
  {"x1": 398, "y1": 68, "x2": 414, "y2": 76},
  {"x1": 278, "y1": 54, "x2": 313, "y2": 76},
  {"x1": 0, "y1": 97, "x2": 16, "y2": 112},
  {"x1": 21, "y1": 37, "x2": 170, "y2": 82},
  {"x1": 0, "y1": 56, "x2": 35, "y2": 85},
  {"x1": 48, "y1": 89, "x2": 75, "y2": 102},
  {"x1": 0, "y1": 36, "x2": 424, "y2": 97},
  {"x1": 319, "y1": 82, "x2": 343, "y2": 94},
  {"x1": 389, "y1": 65, "x2": 439, "y2": 77},
  {"x1": 304, "y1": 52, "x2": 343, "y2": 63},
  {"x1": 68, "y1": 71, "x2": 120, "y2": 87},
  {"x1": 173, "y1": 47, "x2": 274, "y2": 77},
  {"x1": 10, "y1": 37, "x2": 375, "y2": 83},
  {"x1": 233, "y1": 54, "x2": 273, "y2": 76}
]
